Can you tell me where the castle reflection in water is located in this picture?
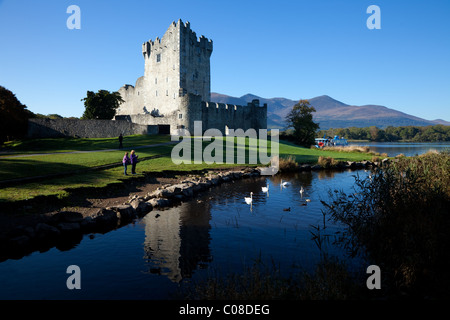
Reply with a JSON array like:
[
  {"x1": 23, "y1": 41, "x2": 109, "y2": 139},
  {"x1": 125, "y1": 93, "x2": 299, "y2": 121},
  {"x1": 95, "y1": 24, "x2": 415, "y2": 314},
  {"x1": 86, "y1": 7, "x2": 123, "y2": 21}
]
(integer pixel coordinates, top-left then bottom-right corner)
[
  {"x1": 141, "y1": 199, "x2": 213, "y2": 282},
  {"x1": 139, "y1": 171, "x2": 337, "y2": 283}
]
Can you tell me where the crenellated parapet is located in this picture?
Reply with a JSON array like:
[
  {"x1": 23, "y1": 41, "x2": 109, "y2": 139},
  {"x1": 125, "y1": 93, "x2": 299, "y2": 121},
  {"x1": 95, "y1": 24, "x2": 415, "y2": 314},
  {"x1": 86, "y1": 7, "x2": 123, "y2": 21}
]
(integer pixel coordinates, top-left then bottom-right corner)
[
  {"x1": 201, "y1": 99, "x2": 267, "y2": 111},
  {"x1": 200, "y1": 99, "x2": 267, "y2": 133},
  {"x1": 142, "y1": 19, "x2": 212, "y2": 59}
]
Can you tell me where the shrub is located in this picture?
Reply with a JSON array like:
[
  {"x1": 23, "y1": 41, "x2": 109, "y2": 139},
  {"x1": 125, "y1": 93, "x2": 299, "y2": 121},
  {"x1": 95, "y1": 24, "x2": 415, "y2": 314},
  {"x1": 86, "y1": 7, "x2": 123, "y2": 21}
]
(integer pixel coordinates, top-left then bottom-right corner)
[
  {"x1": 322, "y1": 151, "x2": 450, "y2": 298},
  {"x1": 279, "y1": 155, "x2": 298, "y2": 172},
  {"x1": 318, "y1": 156, "x2": 337, "y2": 168}
]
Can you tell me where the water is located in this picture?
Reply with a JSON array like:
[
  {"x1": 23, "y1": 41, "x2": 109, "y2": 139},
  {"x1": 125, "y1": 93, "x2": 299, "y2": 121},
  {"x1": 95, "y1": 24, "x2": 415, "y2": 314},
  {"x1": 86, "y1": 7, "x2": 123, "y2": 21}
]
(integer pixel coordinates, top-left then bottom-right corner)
[
  {"x1": 0, "y1": 170, "x2": 369, "y2": 300},
  {"x1": 348, "y1": 141, "x2": 450, "y2": 157}
]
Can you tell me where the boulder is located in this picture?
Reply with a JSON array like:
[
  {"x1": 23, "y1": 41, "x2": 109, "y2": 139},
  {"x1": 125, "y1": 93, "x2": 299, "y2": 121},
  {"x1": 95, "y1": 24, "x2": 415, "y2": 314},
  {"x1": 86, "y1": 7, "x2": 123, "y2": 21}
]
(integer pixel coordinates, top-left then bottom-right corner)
[
  {"x1": 35, "y1": 223, "x2": 61, "y2": 241},
  {"x1": 335, "y1": 161, "x2": 347, "y2": 169},
  {"x1": 110, "y1": 204, "x2": 136, "y2": 222},
  {"x1": 299, "y1": 164, "x2": 311, "y2": 171},
  {"x1": 165, "y1": 184, "x2": 183, "y2": 195},
  {"x1": 53, "y1": 211, "x2": 84, "y2": 223},
  {"x1": 209, "y1": 178, "x2": 220, "y2": 185},
  {"x1": 361, "y1": 160, "x2": 372, "y2": 167},
  {"x1": 8, "y1": 235, "x2": 30, "y2": 250},
  {"x1": 57, "y1": 222, "x2": 81, "y2": 233},
  {"x1": 130, "y1": 199, "x2": 153, "y2": 216},
  {"x1": 80, "y1": 217, "x2": 97, "y2": 231},
  {"x1": 148, "y1": 198, "x2": 172, "y2": 209},
  {"x1": 355, "y1": 162, "x2": 364, "y2": 168},
  {"x1": 181, "y1": 185, "x2": 194, "y2": 198},
  {"x1": 231, "y1": 171, "x2": 243, "y2": 179},
  {"x1": 154, "y1": 188, "x2": 173, "y2": 198},
  {"x1": 93, "y1": 209, "x2": 118, "y2": 227}
]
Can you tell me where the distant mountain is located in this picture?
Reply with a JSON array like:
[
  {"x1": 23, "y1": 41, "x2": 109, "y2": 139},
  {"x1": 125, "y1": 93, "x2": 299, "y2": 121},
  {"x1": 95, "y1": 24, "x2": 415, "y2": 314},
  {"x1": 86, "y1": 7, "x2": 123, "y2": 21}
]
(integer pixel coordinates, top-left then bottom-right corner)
[{"x1": 210, "y1": 93, "x2": 450, "y2": 130}]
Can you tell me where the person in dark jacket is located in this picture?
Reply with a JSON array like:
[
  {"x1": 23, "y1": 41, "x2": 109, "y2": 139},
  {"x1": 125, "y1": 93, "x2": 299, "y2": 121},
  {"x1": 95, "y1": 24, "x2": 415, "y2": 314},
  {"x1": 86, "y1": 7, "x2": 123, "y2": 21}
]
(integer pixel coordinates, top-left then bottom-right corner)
[
  {"x1": 119, "y1": 134, "x2": 123, "y2": 149},
  {"x1": 122, "y1": 152, "x2": 130, "y2": 175},
  {"x1": 130, "y1": 150, "x2": 138, "y2": 175}
]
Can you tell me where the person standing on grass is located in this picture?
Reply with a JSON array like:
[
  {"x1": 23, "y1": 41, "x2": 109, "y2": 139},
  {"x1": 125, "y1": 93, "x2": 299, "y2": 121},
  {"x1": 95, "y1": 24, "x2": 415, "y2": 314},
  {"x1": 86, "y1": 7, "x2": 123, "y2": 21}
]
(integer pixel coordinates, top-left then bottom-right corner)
[
  {"x1": 122, "y1": 152, "x2": 130, "y2": 175},
  {"x1": 119, "y1": 133, "x2": 123, "y2": 149},
  {"x1": 130, "y1": 150, "x2": 138, "y2": 175}
]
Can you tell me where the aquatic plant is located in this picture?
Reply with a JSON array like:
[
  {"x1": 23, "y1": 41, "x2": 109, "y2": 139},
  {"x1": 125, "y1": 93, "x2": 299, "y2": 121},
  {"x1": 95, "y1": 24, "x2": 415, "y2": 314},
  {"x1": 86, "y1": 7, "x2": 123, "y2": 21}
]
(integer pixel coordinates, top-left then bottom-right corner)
[
  {"x1": 278, "y1": 155, "x2": 298, "y2": 172},
  {"x1": 317, "y1": 156, "x2": 338, "y2": 168}
]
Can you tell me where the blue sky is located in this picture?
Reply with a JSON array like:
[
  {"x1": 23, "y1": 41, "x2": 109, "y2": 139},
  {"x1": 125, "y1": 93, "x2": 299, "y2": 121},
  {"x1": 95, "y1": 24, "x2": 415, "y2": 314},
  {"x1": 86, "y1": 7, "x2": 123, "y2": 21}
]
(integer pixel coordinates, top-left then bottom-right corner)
[{"x1": 1, "y1": 0, "x2": 449, "y2": 121}]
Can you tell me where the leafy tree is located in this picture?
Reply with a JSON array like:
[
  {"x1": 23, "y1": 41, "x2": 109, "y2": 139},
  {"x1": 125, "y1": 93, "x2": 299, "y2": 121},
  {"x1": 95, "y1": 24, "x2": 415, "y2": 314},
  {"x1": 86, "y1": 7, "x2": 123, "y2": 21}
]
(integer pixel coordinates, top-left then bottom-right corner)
[
  {"x1": 0, "y1": 86, "x2": 34, "y2": 144},
  {"x1": 285, "y1": 99, "x2": 320, "y2": 147},
  {"x1": 34, "y1": 113, "x2": 64, "y2": 119},
  {"x1": 368, "y1": 126, "x2": 380, "y2": 141},
  {"x1": 81, "y1": 90, "x2": 124, "y2": 120}
]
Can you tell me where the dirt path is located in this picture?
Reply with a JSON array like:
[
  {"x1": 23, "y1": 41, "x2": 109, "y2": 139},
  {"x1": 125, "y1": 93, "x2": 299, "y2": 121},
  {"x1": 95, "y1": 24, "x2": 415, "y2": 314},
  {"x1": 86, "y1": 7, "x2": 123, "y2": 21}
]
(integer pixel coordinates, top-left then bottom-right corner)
[{"x1": 0, "y1": 172, "x2": 187, "y2": 237}]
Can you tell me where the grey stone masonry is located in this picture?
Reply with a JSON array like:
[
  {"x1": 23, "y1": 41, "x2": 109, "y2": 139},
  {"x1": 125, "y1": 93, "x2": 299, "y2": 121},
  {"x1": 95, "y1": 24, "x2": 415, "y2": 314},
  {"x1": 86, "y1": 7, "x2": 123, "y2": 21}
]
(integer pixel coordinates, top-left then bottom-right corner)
[
  {"x1": 115, "y1": 19, "x2": 267, "y2": 136},
  {"x1": 28, "y1": 118, "x2": 158, "y2": 139}
]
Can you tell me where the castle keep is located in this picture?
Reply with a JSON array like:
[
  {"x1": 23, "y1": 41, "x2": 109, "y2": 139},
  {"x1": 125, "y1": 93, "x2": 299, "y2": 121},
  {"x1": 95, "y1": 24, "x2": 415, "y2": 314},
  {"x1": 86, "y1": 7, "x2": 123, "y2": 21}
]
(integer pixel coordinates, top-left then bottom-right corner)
[{"x1": 115, "y1": 19, "x2": 267, "y2": 135}]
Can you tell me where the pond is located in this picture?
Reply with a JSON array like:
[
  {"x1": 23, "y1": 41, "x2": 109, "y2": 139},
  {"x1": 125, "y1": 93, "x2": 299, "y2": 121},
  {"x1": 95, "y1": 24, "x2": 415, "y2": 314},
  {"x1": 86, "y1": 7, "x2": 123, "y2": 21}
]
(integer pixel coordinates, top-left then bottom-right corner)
[
  {"x1": 0, "y1": 169, "x2": 370, "y2": 300},
  {"x1": 348, "y1": 141, "x2": 450, "y2": 157}
]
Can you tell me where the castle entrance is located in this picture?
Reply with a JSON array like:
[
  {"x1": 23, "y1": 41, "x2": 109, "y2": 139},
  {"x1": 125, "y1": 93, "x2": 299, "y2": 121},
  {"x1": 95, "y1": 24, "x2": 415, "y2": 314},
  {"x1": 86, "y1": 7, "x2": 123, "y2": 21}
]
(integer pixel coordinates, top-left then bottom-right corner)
[{"x1": 158, "y1": 125, "x2": 170, "y2": 134}]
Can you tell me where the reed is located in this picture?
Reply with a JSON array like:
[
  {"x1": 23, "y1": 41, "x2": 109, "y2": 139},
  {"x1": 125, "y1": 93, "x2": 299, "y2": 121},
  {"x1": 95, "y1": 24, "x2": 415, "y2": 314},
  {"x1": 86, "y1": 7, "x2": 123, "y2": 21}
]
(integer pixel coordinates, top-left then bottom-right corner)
[
  {"x1": 317, "y1": 156, "x2": 338, "y2": 168},
  {"x1": 278, "y1": 155, "x2": 299, "y2": 172},
  {"x1": 322, "y1": 145, "x2": 372, "y2": 153},
  {"x1": 181, "y1": 256, "x2": 360, "y2": 300},
  {"x1": 322, "y1": 151, "x2": 450, "y2": 298}
]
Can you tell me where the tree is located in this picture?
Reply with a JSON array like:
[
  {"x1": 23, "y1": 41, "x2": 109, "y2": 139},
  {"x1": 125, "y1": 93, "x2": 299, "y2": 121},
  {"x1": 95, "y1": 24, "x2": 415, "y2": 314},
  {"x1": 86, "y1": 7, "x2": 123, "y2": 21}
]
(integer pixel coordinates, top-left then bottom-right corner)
[
  {"x1": 0, "y1": 86, "x2": 34, "y2": 144},
  {"x1": 285, "y1": 99, "x2": 320, "y2": 147},
  {"x1": 81, "y1": 90, "x2": 124, "y2": 120}
]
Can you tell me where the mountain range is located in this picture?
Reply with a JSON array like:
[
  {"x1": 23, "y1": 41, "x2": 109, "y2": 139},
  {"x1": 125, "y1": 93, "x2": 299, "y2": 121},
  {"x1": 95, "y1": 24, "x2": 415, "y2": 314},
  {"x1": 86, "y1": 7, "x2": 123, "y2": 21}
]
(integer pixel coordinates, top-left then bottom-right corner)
[{"x1": 211, "y1": 92, "x2": 450, "y2": 130}]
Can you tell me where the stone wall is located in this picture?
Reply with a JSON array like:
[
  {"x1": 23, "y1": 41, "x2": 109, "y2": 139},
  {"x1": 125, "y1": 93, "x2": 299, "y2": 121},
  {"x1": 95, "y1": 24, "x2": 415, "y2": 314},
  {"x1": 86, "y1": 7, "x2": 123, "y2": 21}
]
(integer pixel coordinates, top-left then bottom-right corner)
[
  {"x1": 28, "y1": 118, "x2": 158, "y2": 139},
  {"x1": 201, "y1": 99, "x2": 267, "y2": 134},
  {"x1": 115, "y1": 95, "x2": 267, "y2": 136}
]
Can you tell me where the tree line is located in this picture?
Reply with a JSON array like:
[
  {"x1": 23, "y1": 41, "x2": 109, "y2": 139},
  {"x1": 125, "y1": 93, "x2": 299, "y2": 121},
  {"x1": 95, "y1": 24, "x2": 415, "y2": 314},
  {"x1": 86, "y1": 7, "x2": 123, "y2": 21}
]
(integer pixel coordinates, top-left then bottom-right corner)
[
  {"x1": 283, "y1": 99, "x2": 450, "y2": 145},
  {"x1": 317, "y1": 125, "x2": 450, "y2": 142}
]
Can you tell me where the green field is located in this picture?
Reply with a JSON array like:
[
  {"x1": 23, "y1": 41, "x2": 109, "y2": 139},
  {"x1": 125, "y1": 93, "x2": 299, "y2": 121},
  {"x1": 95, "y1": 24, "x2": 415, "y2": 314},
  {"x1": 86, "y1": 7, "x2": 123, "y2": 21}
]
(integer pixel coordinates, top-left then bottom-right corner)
[
  {"x1": 0, "y1": 134, "x2": 171, "y2": 155},
  {"x1": 0, "y1": 135, "x2": 378, "y2": 202}
]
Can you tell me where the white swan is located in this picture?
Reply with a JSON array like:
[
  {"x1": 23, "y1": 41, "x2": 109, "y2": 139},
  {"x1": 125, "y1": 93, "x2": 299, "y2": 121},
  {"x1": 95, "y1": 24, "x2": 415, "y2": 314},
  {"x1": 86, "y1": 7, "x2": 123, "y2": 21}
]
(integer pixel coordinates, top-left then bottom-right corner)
[
  {"x1": 281, "y1": 179, "x2": 290, "y2": 187},
  {"x1": 262, "y1": 184, "x2": 269, "y2": 193},
  {"x1": 244, "y1": 192, "x2": 253, "y2": 205},
  {"x1": 299, "y1": 186, "x2": 305, "y2": 196}
]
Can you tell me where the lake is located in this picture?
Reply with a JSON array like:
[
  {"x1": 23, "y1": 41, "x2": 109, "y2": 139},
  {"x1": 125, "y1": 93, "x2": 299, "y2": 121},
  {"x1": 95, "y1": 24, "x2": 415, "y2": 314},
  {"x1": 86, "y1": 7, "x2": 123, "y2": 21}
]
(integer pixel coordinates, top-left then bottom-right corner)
[
  {"x1": 348, "y1": 141, "x2": 450, "y2": 157},
  {"x1": 0, "y1": 169, "x2": 369, "y2": 300}
]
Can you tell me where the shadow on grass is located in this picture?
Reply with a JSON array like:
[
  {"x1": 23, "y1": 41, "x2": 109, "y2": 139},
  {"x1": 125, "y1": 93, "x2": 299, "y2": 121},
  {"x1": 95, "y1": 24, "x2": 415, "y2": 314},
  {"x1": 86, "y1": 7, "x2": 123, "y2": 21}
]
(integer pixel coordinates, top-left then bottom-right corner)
[{"x1": 0, "y1": 158, "x2": 95, "y2": 182}]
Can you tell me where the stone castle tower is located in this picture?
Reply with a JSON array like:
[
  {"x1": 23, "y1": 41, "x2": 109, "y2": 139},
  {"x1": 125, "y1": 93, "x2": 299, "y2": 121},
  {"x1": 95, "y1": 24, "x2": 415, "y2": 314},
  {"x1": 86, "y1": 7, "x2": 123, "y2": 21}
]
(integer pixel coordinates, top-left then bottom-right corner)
[{"x1": 116, "y1": 19, "x2": 267, "y2": 135}]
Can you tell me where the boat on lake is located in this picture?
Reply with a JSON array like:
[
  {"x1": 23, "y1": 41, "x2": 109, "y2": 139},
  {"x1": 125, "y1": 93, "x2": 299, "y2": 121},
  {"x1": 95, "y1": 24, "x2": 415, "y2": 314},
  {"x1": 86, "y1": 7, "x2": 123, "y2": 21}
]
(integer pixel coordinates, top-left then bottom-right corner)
[{"x1": 315, "y1": 135, "x2": 348, "y2": 148}]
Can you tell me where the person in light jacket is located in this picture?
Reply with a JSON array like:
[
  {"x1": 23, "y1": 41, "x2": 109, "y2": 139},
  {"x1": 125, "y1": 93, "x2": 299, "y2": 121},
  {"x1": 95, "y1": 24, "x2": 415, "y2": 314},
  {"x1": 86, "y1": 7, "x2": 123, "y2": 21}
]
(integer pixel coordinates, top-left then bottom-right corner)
[
  {"x1": 122, "y1": 152, "x2": 130, "y2": 175},
  {"x1": 130, "y1": 150, "x2": 138, "y2": 175}
]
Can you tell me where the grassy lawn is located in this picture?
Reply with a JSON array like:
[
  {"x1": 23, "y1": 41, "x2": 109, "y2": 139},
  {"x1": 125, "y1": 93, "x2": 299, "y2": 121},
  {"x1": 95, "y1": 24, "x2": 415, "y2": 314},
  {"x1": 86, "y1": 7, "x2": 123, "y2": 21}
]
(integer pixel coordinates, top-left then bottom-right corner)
[
  {"x1": 0, "y1": 135, "x2": 379, "y2": 203},
  {"x1": 0, "y1": 145, "x2": 174, "y2": 181},
  {"x1": 278, "y1": 140, "x2": 377, "y2": 163},
  {"x1": 0, "y1": 134, "x2": 171, "y2": 155}
]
